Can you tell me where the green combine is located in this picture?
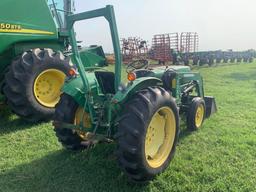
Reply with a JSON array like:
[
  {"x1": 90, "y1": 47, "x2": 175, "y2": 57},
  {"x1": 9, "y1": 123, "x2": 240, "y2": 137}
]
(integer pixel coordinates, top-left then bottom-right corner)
[
  {"x1": 0, "y1": 0, "x2": 107, "y2": 122},
  {"x1": 53, "y1": 5, "x2": 217, "y2": 181}
]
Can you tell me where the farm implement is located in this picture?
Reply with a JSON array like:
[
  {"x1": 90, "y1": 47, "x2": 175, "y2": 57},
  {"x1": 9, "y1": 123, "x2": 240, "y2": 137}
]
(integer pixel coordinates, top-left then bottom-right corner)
[
  {"x1": 121, "y1": 33, "x2": 255, "y2": 66},
  {"x1": 53, "y1": 5, "x2": 217, "y2": 182},
  {"x1": 187, "y1": 50, "x2": 255, "y2": 66}
]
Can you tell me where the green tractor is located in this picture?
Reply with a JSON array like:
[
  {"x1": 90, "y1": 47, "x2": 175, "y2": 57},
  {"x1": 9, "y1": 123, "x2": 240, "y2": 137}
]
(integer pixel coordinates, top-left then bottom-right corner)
[
  {"x1": 53, "y1": 5, "x2": 217, "y2": 181},
  {"x1": 0, "y1": 0, "x2": 79, "y2": 122}
]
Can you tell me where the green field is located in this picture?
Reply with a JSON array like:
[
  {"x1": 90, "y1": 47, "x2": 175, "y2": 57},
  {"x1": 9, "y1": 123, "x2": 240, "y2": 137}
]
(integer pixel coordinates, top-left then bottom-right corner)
[{"x1": 0, "y1": 63, "x2": 256, "y2": 192}]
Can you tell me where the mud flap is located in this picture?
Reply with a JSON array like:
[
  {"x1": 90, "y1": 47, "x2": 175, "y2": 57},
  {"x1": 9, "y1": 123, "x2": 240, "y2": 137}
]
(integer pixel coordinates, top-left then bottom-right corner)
[{"x1": 204, "y1": 96, "x2": 217, "y2": 118}]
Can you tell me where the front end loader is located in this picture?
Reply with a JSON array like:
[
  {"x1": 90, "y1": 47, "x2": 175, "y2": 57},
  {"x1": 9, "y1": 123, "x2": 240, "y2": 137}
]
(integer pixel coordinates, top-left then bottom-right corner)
[{"x1": 53, "y1": 5, "x2": 217, "y2": 182}]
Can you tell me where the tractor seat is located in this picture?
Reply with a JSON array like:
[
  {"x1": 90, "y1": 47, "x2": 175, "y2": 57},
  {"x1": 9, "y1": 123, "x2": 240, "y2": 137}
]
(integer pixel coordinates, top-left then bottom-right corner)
[
  {"x1": 95, "y1": 71, "x2": 115, "y2": 94},
  {"x1": 162, "y1": 69, "x2": 177, "y2": 90}
]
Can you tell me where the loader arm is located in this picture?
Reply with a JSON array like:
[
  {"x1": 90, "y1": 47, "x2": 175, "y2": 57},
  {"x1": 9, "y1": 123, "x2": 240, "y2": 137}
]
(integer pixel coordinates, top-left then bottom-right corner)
[{"x1": 66, "y1": 5, "x2": 122, "y2": 92}]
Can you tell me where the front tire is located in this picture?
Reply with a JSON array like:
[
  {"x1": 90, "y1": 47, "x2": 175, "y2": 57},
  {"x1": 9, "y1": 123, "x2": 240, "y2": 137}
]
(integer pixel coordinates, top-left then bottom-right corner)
[
  {"x1": 116, "y1": 87, "x2": 179, "y2": 182},
  {"x1": 3, "y1": 48, "x2": 73, "y2": 122},
  {"x1": 187, "y1": 97, "x2": 206, "y2": 131}
]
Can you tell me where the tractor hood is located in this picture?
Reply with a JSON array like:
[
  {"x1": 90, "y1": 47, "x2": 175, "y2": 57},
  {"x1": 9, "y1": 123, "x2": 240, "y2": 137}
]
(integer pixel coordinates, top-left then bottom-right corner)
[{"x1": 153, "y1": 65, "x2": 191, "y2": 73}]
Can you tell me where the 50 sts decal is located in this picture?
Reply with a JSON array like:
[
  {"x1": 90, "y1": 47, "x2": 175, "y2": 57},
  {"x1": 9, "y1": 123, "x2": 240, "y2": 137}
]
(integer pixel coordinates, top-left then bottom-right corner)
[
  {"x1": 0, "y1": 23, "x2": 54, "y2": 35},
  {"x1": 0, "y1": 23, "x2": 21, "y2": 30}
]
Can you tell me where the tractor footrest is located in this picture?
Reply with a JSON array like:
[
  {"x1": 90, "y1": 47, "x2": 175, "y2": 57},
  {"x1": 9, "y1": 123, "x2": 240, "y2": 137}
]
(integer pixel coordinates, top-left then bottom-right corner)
[{"x1": 204, "y1": 96, "x2": 217, "y2": 118}]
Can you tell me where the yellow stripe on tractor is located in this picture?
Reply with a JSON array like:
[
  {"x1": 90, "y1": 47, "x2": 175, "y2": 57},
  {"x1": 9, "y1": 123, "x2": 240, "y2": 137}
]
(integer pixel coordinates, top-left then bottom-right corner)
[{"x1": 0, "y1": 28, "x2": 54, "y2": 35}]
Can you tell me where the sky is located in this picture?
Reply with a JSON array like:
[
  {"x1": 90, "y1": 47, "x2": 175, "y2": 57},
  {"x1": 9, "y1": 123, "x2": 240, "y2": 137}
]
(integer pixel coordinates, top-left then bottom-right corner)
[{"x1": 73, "y1": 0, "x2": 256, "y2": 52}]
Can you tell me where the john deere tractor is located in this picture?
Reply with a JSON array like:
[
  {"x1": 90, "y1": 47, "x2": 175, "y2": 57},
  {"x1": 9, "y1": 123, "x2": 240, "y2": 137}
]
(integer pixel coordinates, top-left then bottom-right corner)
[
  {"x1": 53, "y1": 5, "x2": 217, "y2": 182},
  {"x1": 0, "y1": 0, "x2": 78, "y2": 122}
]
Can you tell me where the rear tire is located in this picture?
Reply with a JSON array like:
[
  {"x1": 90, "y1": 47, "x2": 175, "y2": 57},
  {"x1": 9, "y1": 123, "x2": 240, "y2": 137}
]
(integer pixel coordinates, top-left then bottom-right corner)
[
  {"x1": 116, "y1": 87, "x2": 179, "y2": 182},
  {"x1": 187, "y1": 97, "x2": 206, "y2": 131},
  {"x1": 54, "y1": 94, "x2": 90, "y2": 151},
  {"x1": 3, "y1": 49, "x2": 73, "y2": 122}
]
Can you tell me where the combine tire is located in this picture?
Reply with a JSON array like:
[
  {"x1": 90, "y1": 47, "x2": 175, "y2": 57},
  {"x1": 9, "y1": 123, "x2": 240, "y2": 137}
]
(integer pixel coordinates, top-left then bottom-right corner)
[
  {"x1": 3, "y1": 49, "x2": 72, "y2": 122},
  {"x1": 54, "y1": 94, "x2": 91, "y2": 150},
  {"x1": 187, "y1": 97, "x2": 206, "y2": 131},
  {"x1": 116, "y1": 87, "x2": 179, "y2": 182}
]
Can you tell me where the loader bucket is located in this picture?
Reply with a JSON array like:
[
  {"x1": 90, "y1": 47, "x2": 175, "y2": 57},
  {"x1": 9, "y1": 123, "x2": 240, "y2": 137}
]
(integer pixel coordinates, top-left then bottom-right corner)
[{"x1": 204, "y1": 96, "x2": 217, "y2": 118}]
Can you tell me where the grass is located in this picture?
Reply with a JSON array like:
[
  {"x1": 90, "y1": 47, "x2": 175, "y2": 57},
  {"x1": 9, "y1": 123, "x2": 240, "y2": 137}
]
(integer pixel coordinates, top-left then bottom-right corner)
[{"x1": 1, "y1": 62, "x2": 256, "y2": 192}]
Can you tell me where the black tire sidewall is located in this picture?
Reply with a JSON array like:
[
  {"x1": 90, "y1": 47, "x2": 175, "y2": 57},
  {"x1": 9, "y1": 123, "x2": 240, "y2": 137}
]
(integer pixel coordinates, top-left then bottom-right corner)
[
  {"x1": 187, "y1": 97, "x2": 206, "y2": 131},
  {"x1": 141, "y1": 97, "x2": 180, "y2": 176},
  {"x1": 27, "y1": 57, "x2": 71, "y2": 116},
  {"x1": 54, "y1": 94, "x2": 86, "y2": 150},
  {"x1": 117, "y1": 87, "x2": 180, "y2": 181},
  {"x1": 4, "y1": 48, "x2": 72, "y2": 121}
]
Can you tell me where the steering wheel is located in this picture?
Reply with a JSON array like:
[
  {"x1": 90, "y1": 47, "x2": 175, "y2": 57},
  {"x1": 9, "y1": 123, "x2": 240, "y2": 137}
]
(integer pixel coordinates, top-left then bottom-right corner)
[{"x1": 126, "y1": 59, "x2": 149, "y2": 73}]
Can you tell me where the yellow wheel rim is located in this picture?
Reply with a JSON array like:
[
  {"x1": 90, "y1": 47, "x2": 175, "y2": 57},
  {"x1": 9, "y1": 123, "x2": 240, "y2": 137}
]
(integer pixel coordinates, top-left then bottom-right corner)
[
  {"x1": 145, "y1": 107, "x2": 176, "y2": 168},
  {"x1": 74, "y1": 107, "x2": 91, "y2": 140},
  {"x1": 34, "y1": 69, "x2": 66, "y2": 108},
  {"x1": 195, "y1": 104, "x2": 205, "y2": 128}
]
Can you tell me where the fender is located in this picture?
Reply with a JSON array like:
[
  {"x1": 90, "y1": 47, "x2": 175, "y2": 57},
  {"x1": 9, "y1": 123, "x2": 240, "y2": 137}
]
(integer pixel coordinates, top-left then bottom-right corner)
[
  {"x1": 62, "y1": 73, "x2": 99, "y2": 106},
  {"x1": 112, "y1": 77, "x2": 163, "y2": 104},
  {"x1": 63, "y1": 76, "x2": 162, "y2": 106}
]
